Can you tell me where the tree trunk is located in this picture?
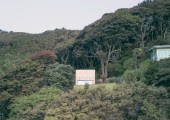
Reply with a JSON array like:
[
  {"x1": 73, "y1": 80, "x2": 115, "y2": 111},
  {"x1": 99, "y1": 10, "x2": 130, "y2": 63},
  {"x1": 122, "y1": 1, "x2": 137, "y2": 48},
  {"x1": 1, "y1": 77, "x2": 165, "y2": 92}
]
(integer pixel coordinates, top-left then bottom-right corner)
[
  {"x1": 164, "y1": 28, "x2": 169, "y2": 40},
  {"x1": 101, "y1": 60, "x2": 108, "y2": 82},
  {"x1": 140, "y1": 40, "x2": 145, "y2": 48}
]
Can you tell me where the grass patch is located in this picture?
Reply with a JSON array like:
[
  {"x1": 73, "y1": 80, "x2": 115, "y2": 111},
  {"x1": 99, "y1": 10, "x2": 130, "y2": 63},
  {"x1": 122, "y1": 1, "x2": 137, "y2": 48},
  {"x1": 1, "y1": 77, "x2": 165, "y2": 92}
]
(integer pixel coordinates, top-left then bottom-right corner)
[{"x1": 74, "y1": 83, "x2": 118, "y2": 91}]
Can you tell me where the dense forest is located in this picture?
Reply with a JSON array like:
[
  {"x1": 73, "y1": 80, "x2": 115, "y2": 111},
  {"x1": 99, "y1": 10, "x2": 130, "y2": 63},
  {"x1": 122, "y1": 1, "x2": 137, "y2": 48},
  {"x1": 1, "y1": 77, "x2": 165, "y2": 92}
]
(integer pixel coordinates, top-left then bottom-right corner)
[{"x1": 0, "y1": 0, "x2": 170, "y2": 120}]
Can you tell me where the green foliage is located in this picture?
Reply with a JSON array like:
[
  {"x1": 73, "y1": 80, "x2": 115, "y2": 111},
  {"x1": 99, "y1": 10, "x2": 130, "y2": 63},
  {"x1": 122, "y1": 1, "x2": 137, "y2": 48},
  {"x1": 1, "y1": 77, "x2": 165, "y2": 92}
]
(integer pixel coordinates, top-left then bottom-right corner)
[
  {"x1": 8, "y1": 87, "x2": 62, "y2": 120},
  {"x1": 0, "y1": 60, "x2": 47, "y2": 119},
  {"x1": 144, "y1": 58, "x2": 170, "y2": 87},
  {"x1": 60, "y1": 0, "x2": 170, "y2": 77},
  {"x1": 45, "y1": 63, "x2": 75, "y2": 90},
  {"x1": 74, "y1": 83, "x2": 117, "y2": 91},
  {"x1": 0, "y1": 61, "x2": 46, "y2": 96},
  {"x1": 123, "y1": 48, "x2": 148, "y2": 71},
  {"x1": 0, "y1": 92, "x2": 12, "y2": 120},
  {"x1": 123, "y1": 58, "x2": 136, "y2": 70},
  {"x1": 123, "y1": 70, "x2": 142, "y2": 83},
  {"x1": 123, "y1": 59, "x2": 151, "y2": 83},
  {"x1": 0, "y1": 29, "x2": 79, "y2": 76},
  {"x1": 139, "y1": 59, "x2": 151, "y2": 72},
  {"x1": 107, "y1": 77, "x2": 123, "y2": 84},
  {"x1": 45, "y1": 82, "x2": 169, "y2": 120},
  {"x1": 84, "y1": 83, "x2": 90, "y2": 90},
  {"x1": 131, "y1": 0, "x2": 170, "y2": 45},
  {"x1": 0, "y1": 0, "x2": 170, "y2": 119},
  {"x1": 64, "y1": 10, "x2": 140, "y2": 71},
  {"x1": 108, "y1": 62, "x2": 124, "y2": 77},
  {"x1": 133, "y1": 48, "x2": 143, "y2": 57},
  {"x1": 0, "y1": 60, "x2": 74, "y2": 119},
  {"x1": 0, "y1": 54, "x2": 18, "y2": 77}
]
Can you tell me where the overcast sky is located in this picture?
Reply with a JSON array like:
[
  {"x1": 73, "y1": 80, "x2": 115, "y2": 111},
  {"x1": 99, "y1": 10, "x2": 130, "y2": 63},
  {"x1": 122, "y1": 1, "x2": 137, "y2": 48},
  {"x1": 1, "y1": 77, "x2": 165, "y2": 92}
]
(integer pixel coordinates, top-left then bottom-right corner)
[{"x1": 0, "y1": 0, "x2": 144, "y2": 33}]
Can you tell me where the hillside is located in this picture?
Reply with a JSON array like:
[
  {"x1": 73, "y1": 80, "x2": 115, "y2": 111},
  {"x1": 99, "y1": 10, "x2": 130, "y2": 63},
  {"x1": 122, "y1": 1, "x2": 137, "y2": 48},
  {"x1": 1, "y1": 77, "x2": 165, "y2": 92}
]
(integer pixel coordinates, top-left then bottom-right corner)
[
  {"x1": 57, "y1": 0, "x2": 170, "y2": 81},
  {"x1": 45, "y1": 83, "x2": 169, "y2": 120},
  {"x1": 0, "y1": 0, "x2": 170, "y2": 120},
  {"x1": 0, "y1": 29, "x2": 79, "y2": 76}
]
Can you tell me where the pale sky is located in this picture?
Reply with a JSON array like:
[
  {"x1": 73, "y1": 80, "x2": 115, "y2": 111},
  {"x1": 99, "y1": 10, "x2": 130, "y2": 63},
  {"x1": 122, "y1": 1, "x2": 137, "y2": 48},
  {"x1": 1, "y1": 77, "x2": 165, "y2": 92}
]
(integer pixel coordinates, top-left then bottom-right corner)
[{"x1": 0, "y1": 0, "x2": 144, "y2": 33}]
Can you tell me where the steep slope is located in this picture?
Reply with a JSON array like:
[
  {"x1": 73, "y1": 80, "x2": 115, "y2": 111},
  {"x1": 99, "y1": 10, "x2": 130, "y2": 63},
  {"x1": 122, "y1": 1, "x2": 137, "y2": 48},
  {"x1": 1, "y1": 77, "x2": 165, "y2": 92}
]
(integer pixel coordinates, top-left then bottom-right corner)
[
  {"x1": 0, "y1": 28, "x2": 79, "y2": 76},
  {"x1": 0, "y1": 0, "x2": 170, "y2": 120},
  {"x1": 56, "y1": 0, "x2": 170, "y2": 80}
]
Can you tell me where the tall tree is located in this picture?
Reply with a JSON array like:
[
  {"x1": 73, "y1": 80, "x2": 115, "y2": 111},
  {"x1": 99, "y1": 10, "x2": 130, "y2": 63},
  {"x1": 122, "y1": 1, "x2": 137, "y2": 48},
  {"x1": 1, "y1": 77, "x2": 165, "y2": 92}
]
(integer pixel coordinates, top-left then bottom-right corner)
[
  {"x1": 139, "y1": 16, "x2": 153, "y2": 47},
  {"x1": 73, "y1": 11, "x2": 140, "y2": 82}
]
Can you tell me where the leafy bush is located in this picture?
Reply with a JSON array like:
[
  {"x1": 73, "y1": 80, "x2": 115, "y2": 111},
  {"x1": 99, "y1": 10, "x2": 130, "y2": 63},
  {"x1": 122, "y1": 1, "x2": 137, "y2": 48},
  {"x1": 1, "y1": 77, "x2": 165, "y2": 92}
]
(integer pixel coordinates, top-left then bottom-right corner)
[
  {"x1": 45, "y1": 63, "x2": 75, "y2": 90},
  {"x1": 123, "y1": 70, "x2": 142, "y2": 83},
  {"x1": 123, "y1": 58, "x2": 136, "y2": 70},
  {"x1": 144, "y1": 58, "x2": 170, "y2": 87},
  {"x1": 0, "y1": 54, "x2": 17, "y2": 77},
  {"x1": 107, "y1": 77, "x2": 123, "y2": 84},
  {"x1": 0, "y1": 61, "x2": 46, "y2": 96},
  {"x1": 0, "y1": 92, "x2": 12, "y2": 120},
  {"x1": 108, "y1": 63, "x2": 124, "y2": 77},
  {"x1": 45, "y1": 82, "x2": 169, "y2": 120},
  {"x1": 0, "y1": 29, "x2": 79, "y2": 78},
  {"x1": 123, "y1": 59, "x2": 151, "y2": 84},
  {"x1": 139, "y1": 59, "x2": 151, "y2": 72},
  {"x1": 8, "y1": 87, "x2": 61, "y2": 120},
  {"x1": 123, "y1": 49, "x2": 147, "y2": 72},
  {"x1": 0, "y1": 60, "x2": 47, "y2": 119},
  {"x1": 0, "y1": 61, "x2": 74, "y2": 119}
]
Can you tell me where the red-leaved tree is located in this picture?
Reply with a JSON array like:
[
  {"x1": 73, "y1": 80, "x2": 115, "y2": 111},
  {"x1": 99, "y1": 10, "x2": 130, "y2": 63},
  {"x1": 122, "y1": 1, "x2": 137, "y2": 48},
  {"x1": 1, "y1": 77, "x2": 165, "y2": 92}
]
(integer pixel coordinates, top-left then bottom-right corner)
[{"x1": 29, "y1": 50, "x2": 56, "y2": 65}]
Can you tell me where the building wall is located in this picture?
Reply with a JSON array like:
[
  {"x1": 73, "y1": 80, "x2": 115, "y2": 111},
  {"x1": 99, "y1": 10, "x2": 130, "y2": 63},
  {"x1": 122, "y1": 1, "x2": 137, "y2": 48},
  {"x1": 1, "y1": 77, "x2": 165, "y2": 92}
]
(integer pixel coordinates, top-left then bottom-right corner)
[
  {"x1": 156, "y1": 48, "x2": 170, "y2": 61},
  {"x1": 151, "y1": 49, "x2": 157, "y2": 61},
  {"x1": 75, "y1": 70, "x2": 95, "y2": 85}
]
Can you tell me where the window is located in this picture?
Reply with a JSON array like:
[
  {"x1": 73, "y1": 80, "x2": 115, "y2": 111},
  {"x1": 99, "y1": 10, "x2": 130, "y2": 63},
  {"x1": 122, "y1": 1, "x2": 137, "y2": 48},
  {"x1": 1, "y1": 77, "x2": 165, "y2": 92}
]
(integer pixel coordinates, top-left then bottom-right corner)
[{"x1": 77, "y1": 80, "x2": 93, "y2": 85}]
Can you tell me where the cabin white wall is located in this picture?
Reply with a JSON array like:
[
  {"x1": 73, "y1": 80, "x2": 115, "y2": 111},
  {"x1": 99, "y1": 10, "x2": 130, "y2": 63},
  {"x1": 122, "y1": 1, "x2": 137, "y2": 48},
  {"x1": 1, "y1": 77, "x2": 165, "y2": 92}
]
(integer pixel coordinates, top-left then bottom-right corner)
[
  {"x1": 75, "y1": 70, "x2": 95, "y2": 85},
  {"x1": 156, "y1": 48, "x2": 170, "y2": 61}
]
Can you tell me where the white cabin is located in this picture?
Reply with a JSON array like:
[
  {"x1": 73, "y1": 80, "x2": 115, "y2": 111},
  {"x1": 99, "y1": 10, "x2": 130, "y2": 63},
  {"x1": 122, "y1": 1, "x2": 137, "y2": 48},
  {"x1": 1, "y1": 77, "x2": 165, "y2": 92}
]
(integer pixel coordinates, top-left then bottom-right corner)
[
  {"x1": 150, "y1": 45, "x2": 170, "y2": 61},
  {"x1": 75, "y1": 70, "x2": 95, "y2": 85}
]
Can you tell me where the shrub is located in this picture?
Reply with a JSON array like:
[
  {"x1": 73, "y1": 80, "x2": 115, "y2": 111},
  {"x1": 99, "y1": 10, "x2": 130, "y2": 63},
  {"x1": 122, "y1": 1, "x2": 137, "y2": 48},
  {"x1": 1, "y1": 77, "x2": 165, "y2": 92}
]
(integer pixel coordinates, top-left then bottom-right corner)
[
  {"x1": 107, "y1": 77, "x2": 123, "y2": 84},
  {"x1": 108, "y1": 63, "x2": 124, "y2": 77},
  {"x1": 0, "y1": 92, "x2": 12, "y2": 120},
  {"x1": 84, "y1": 83, "x2": 90, "y2": 90},
  {"x1": 123, "y1": 58, "x2": 136, "y2": 70},
  {"x1": 144, "y1": 58, "x2": 170, "y2": 87},
  {"x1": 133, "y1": 48, "x2": 143, "y2": 58},
  {"x1": 45, "y1": 63, "x2": 75, "y2": 90},
  {"x1": 8, "y1": 87, "x2": 61, "y2": 120},
  {"x1": 123, "y1": 59, "x2": 151, "y2": 84},
  {"x1": 139, "y1": 59, "x2": 151, "y2": 72},
  {"x1": 123, "y1": 70, "x2": 142, "y2": 83},
  {"x1": 45, "y1": 82, "x2": 169, "y2": 120},
  {"x1": 0, "y1": 61, "x2": 47, "y2": 119},
  {"x1": 0, "y1": 61, "x2": 46, "y2": 96}
]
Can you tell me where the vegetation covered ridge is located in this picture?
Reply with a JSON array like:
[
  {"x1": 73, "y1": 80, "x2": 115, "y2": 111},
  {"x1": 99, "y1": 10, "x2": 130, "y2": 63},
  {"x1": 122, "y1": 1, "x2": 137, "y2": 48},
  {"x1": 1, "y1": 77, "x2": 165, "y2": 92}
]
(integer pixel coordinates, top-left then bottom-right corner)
[{"x1": 0, "y1": 0, "x2": 170, "y2": 120}]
